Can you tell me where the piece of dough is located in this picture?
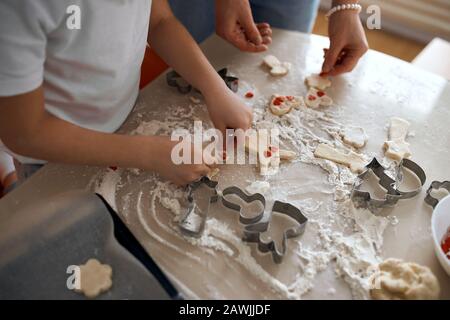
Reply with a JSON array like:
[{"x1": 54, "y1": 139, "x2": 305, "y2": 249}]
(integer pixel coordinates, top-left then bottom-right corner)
[
  {"x1": 340, "y1": 127, "x2": 368, "y2": 148},
  {"x1": 257, "y1": 130, "x2": 280, "y2": 176},
  {"x1": 314, "y1": 143, "x2": 366, "y2": 173},
  {"x1": 305, "y1": 74, "x2": 331, "y2": 90},
  {"x1": 384, "y1": 117, "x2": 411, "y2": 161},
  {"x1": 262, "y1": 55, "x2": 291, "y2": 77},
  {"x1": 370, "y1": 258, "x2": 440, "y2": 300},
  {"x1": 269, "y1": 94, "x2": 305, "y2": 116},
  {"x1": 305, "y1": 88, "x2": 333, "y2": 108},
  {"x1": 75, "y1": 259, "x2": 113, "y2": 299},
  {"x1": 279, "y1": 149, "x2": 297, "y2": 161},
  {"x1": 388, "y1": 117, "x2": 410, "y2": 140},
  {"x1": 207, "y1": 168, "x2": 220, "y2": 180},
  {"x1": 262, "y1": 55, "x2": 281, "y2": 69}
]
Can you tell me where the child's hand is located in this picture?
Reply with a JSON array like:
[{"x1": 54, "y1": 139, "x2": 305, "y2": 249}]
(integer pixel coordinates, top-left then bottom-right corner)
[
  {"x1": 204, "y1": 87, "x2": 253, "y2": 137},
  {"x1": 146, "y1": 136, "x2": 216, "y2": 186}
]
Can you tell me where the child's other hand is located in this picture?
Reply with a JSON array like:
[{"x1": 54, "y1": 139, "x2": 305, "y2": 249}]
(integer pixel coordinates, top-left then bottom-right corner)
[
  {"x1": 204, "y1": 87, "x2": 253, "y2": 138},
  {"x1": 147, "y1": 136, "x2": 216, "y2": 186}
]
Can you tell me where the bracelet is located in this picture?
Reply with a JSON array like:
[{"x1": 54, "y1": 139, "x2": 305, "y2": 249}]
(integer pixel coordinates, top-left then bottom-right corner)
[{"x1": 325, "y1": 3, "x2": 362, "y2": 20}]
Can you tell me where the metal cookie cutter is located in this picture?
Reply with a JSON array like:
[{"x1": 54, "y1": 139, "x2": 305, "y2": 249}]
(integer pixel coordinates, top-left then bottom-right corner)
[
  {"x1": 221, "y1": 186, "x2": 308, "y2": 264},
  {"x1": 221, "y1": 186, "x2": 267, "y2": 229},
  {"x1": 178, "y1": 177, "x2": 219, "y2": 237},
  {"x1": 166, "y1": 68, "x2": 239, "y2": 94},
  {"x1": 243, "y1": 201, "x2": 308, "y2": 264},
  {"x1": 178, "y1": 179, "x2": 308, "y2": 263},
  {"x1": 351, "y1": 158, "x2": 426, "y2": 213},
  {"x1": 425, "y1": 181, "x2": 450, "y2": 209}
]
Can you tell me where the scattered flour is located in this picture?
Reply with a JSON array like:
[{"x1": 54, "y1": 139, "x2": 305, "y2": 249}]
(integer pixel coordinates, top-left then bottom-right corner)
[{"x1": 90, "y1": 83, "x2": 392, "y2": 300}]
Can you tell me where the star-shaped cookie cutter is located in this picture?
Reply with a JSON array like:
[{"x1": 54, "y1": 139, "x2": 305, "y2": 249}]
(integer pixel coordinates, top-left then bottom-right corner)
[
  {"x1": 178, "y1": 177, "x2": 308, "y2": 264},
  {"x1": 424, "y1": 180, "x2": 450, "y2": 209},
  {"x1": 166, "y1": 68, "x2": 239, "y2": 94},
  {"x1": 351, "y1": 158, "x2": 426, "y2": 213}
]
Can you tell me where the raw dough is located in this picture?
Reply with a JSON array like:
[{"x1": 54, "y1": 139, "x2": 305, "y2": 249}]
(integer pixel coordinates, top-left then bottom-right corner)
[
  {"x1": 305, "y1": 74, "x2": 331, "y2": 90},
  {"x1": 257, "y1": 130, "x2": 280, "y2": 176},
  {"x1": 370, "y1": 258, "x2": 440, "y2": 300},
  {"x1": 269, "y1": 94, "x2": 305, "y2": 116},
  {"x1": 305, "y1": 88, "x2": 333, "y2": 108},
  {"x1": 314, "y1": 143, "x2": 367, "y2": 173},
  {"x1": 340, "y1": 127, "x2": 368, "y2": 148},
  {"x1": 383, "y1": 117, "x2": 411, "y2": 161},
  {"x1": 207, "y1": 168, "x2": 220, "y2": 180},
  {"x1": 75, "y1": 259, "x2": 113, "y2": 299},
  {"x1": 262, "y1": 55, "x2": 291, "y2": 77},
  {"x1": 279, "y1": 149, "x2": 297, "y2": 161},
  {"x1": 262, "y1": 55, "x2": 281, "y2": 69}
]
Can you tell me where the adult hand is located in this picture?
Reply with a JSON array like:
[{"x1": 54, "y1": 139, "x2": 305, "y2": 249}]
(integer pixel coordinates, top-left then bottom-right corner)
[
  {"x1": 321, "y1": 10, "x2": 369, "y2": 76},
  {"x1": 215, "y1": 0, "x2": 272, "y2": 52}
]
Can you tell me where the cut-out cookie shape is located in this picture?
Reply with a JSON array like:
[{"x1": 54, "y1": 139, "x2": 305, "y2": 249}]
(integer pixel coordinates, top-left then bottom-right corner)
[
  {"x1": 340, "y1": 127, "x2": 368, "y2": 149},
  {"x1": 75, "y1": 259, "x2": 113, "y2": 299},
  {"x1": 305, "y1": 74, "x2": 331, "y2": 90},
  {"x1": 305, "y1": 88, "x2": 333, "y2": 108},
  {"x1": 269, "y1": 94, "x2": 305, "y2": 116},
  {"x1": 262, "y1": 55, "x2": 291, "y2": 76},
  {"x1": 384, "y1": 117, "x2": 411, "y2": 161},
  {"x1": 314, "y1": 143, "x2": 366, "y2": 173},
  {"x1": 258, "y1": 130, "x2": 280, "y2": 176},
  {"x1": 370, "y1": 258, "x2": 440, "y2": 300}
]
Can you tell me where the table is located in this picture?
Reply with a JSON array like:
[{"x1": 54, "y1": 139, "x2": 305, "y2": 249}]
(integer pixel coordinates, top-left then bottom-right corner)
[{"x1": 1, "y1": 30, "x2": 449, "y2": 299}]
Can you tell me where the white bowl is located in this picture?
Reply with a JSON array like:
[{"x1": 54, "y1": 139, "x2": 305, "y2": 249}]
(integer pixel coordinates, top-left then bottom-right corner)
[{"x1": 431, "y1": 195, "x2": 450, "y2": 276}]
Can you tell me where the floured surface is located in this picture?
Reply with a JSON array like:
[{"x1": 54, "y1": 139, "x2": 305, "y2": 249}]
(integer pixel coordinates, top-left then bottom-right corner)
[{"x1": 2, "y1": 31, "x2": 450, "y2": 299}]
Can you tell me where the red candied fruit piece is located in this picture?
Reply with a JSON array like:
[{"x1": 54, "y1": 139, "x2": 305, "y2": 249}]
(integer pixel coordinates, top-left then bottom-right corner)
[
  {"x1": 264, "y1": 150, "x2": 272, "y2": 158},
  {"x1": 273, "y1": 96, "x2": 285, "y2": 106},
  {"x1": 109, "y1": 166, "x2": 118, "y2": 171},
  {"x1": 245, "y1": 92, "x2": 254, "y2": 98},
  {"x1": 308, "y1": 95, "x2": 317, "y2": 101},
  {"x1": 317, "y1": 91, "x2": 326, "y2": 97}
]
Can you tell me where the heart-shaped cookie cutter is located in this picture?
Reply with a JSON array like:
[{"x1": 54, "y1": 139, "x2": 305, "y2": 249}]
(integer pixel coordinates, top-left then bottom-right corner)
[
  {"x1": 425, "y1": 180, "x2": 450, "y2": 209},
  {"x1": 178, "y1": 177, "x2": 308, "y2": 264},
  {"x1": 351, "y1": 158, "x2": 426, "y2": 213},
  {"x1": 166, "y1": 68, "x2": 239, "y2": 94}
]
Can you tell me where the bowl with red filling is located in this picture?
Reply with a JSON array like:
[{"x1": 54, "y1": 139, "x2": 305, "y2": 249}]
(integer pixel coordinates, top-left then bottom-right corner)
[{"x1": 431, "y1": 194, "x2": 450, "y2": 276}]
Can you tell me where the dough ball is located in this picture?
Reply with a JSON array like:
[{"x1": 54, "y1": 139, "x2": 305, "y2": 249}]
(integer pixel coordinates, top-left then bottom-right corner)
[{"x1": 370, "y1": 258, "x2": 440, "y2": 300}]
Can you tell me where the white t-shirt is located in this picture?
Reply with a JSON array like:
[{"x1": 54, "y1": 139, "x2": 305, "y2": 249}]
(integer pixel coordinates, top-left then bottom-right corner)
[{"x1": 0, "y1": 0, "x2": 152, "y2": 164}]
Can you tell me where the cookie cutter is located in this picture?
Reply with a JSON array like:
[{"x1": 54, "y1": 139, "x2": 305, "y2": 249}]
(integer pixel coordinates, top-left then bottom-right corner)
[
  {"x1": 178, "y1": 178, "x2": 308, "y2": 263},
  {"x1": 351, "y1": 158, "x2": 426, "y2": 212},
  {"x1": 178, "y1": 177, "x2": 218, "y2": 237},
  {"x1": 425, "y1": 180, "x2": 450, "y2": 209},
  {"x1": 243, "y1": 200, "x2": 308, "y2": 264},
  {"x1": 166, "y1": 68, "x2": 239, "y2": 94}
]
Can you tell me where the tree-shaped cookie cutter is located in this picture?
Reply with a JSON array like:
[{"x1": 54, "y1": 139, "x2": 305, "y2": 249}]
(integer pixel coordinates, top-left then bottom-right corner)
[
  {"x1": 424, "y1": 180, "x2": 450, "y2": 209},
  {"x1": 178, "y1": 177, "x2": 308, "y2": 264},
  {"x1": 351, "y1": 158, "x2": 426, "y2": 213},
  {"x1": 166, "y1": 68, "x2": 239, "y2": 94}
]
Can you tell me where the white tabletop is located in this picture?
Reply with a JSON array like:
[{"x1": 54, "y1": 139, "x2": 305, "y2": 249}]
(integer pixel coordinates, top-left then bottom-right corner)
[{"x1": 1, "y1": 30, "x2": 449, "y2": 299}]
